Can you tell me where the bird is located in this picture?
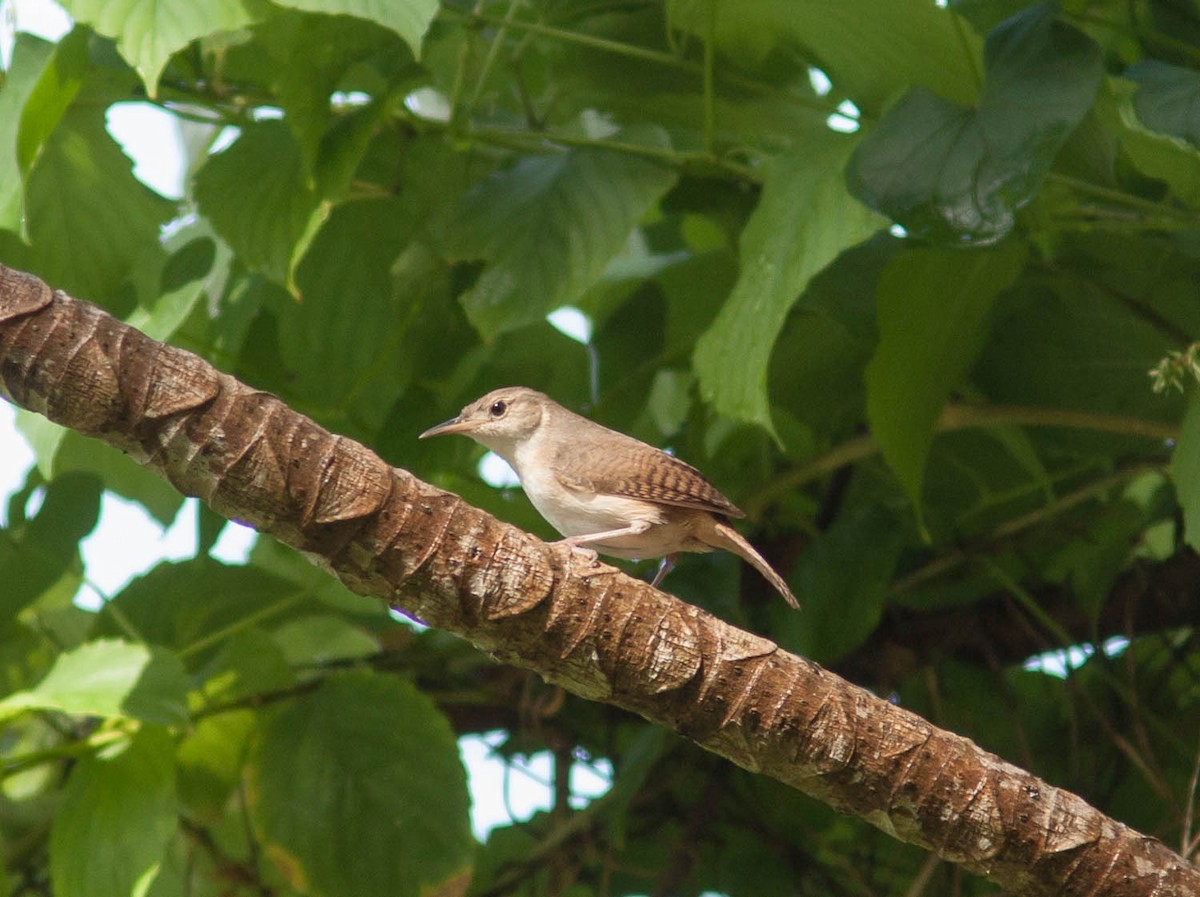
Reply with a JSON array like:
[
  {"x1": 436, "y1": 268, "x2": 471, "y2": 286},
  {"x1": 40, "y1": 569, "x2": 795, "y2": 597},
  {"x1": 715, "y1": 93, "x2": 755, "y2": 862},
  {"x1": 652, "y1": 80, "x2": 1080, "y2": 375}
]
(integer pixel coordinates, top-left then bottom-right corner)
[{"x1": 419, "y1": 387, "x2": 798, "y2": 608}]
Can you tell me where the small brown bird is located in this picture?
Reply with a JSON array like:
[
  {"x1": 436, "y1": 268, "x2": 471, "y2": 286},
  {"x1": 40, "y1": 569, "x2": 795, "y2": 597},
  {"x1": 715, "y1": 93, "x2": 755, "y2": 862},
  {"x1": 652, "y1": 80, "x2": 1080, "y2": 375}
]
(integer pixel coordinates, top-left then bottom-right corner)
[{"x1": 420, "y1": 387, "x2": 798, "y2": 608}]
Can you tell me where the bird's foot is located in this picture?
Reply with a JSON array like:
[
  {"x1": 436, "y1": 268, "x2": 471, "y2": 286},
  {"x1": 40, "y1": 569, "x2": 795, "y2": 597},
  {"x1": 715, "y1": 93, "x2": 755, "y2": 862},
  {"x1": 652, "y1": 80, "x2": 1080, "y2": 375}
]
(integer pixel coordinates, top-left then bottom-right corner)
[{"x1": 555, "y1": 538, "x2": 600, "y2": 565}]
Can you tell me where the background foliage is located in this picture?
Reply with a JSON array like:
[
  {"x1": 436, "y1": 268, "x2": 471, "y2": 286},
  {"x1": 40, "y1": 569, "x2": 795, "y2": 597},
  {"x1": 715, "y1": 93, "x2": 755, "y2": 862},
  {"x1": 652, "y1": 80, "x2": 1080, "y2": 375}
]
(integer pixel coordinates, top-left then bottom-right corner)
[{"x1": 1, "y1": 0, "x2": 1199, "y2": 894}]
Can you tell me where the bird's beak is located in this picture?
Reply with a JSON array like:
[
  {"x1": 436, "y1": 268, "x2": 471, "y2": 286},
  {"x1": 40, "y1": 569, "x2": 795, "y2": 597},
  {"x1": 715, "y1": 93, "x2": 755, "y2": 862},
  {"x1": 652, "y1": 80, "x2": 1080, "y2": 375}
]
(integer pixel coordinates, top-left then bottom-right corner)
[{"x1": 419, "y1": 415, "x2": 477, "y2": 439}]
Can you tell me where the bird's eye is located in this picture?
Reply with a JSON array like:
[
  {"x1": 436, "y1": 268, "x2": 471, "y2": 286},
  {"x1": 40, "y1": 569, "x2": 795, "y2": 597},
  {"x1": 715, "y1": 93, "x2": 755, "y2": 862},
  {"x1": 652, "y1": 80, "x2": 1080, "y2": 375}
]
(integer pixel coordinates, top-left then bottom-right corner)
[{"x1": 489, "y1": 400, "x2": 507, "y2": 417}]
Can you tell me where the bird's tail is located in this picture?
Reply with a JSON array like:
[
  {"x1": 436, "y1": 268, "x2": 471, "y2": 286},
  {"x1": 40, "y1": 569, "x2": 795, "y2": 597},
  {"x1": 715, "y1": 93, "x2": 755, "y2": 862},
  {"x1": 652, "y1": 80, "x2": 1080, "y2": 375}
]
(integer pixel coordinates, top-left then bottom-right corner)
[{"x1": 707, "y1": 520, "x2": 800, "y2": 610}]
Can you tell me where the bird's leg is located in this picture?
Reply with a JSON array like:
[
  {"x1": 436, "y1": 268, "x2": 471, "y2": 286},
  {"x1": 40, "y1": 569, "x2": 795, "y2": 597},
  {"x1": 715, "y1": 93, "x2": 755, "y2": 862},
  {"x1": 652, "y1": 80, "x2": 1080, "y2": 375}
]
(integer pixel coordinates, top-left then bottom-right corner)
[
  {"x1": 649, "y1": 554, "x2": 677, "y2": 588},
  {"x1": 556, "y1": 520, "x2": 653, "y2": 550}
]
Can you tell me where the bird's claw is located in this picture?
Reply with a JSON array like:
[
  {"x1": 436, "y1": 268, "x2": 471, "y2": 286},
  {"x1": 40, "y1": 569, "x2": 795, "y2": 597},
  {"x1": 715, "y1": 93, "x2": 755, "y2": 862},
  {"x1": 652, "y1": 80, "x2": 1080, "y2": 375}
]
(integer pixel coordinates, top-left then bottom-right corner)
[{"x1": 556, "y1": 539, "x2": 600, "y2": 565}]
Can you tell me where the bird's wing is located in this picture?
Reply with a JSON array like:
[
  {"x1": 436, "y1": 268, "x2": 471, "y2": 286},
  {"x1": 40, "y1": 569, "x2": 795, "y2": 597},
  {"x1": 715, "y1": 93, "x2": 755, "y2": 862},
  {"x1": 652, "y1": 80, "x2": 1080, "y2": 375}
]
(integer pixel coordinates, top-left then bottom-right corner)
[{"x1": 552, "y1": 437, "x2": 745, "y2": 519}]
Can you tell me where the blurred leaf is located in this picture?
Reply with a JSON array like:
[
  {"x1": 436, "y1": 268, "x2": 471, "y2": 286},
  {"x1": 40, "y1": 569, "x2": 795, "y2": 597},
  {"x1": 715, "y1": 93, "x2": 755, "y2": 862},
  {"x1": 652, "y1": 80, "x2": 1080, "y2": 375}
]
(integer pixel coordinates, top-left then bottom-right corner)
[
  {"x1": 446, "y1": 128, "x2": 678, "y2": 338},
  {"x1": 285, "y1": 197, "x2": 414, "y2": 421},
  {"x1": 0, "y1": 639, "x2": 188, "y2": 726},
  {"x1": 1128, "y1": 60, "x2": 1200, "y2": 146},
  {"x1": 16, "y1": 27, "x2": 88, "y2": 176},
  {"x1": 97, "y1": 559, "x2": 305, "y2": 661},
  {"x1": 273, "y1": 0, "x2": 438, "y2": 58},
  {"x1": 865, "y1": 243, "x2": 1026, "y2": 510},
  {"x1": 0, "y1": 471, "x2": 100, "y2": 620},
  {"x1": 788, "y1": 503, "x2": 906, "y2": 664},
  {"x1": 24, "y1": 102, "x2": 174, "y2": 303},
  {"x1": 973, "y1": 276, "x2": 1183, "y2": 454},
  {"x1": 269, "y1": 614, "x2": 380, "y2": 667},
  {"x1": 124, "y1": 235, "x2": 214, "y2": 342},
  {"x1": 194, "y1": 120, "x2": 322, "y2": 285},
  {"x1": 59, "y1": 0, "x2": 266, "y2": 96},
  {"x1": 694, "y1": 137, "x2": 882, "y2": 437},
  {"x1": 54, "y1": 431, "x2": 185, "y2": 526},
  {"x1": 176, "y1": 709, "x2": 257, "y2": 821},
  {"x1": 259, "y1": 12, "x2": 414, "y2": 176},
  {"x1": 668, "y1": 0, "x2": 983, "y2": 115},
  {"x1": 1105, "y1": 78, "x2": 1200, "y2": 207},
  {"x1": 247, "y1": 670, "x2": 473, "y2": 897},
  {"x1": 848, "y1": 2, "x2": 1102, "y2": 244},
  {"x1": 0, "y1": 34, "x2": 55, "y2": 231},
  {"x1": 50, "y1": 727, "x2": 177, "y2": 897},
  {"x1": 195, "y1": 628, "x2": 295, "y2": 705}
]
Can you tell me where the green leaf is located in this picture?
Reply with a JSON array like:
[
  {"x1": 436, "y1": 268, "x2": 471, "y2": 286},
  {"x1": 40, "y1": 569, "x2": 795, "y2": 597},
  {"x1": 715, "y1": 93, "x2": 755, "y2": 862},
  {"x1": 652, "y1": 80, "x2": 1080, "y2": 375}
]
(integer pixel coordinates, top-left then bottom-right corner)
[
  {"x1": 247, "y1": 670, "x2": 473, "y2": 897},
  {"x1": 176, "y1": 710, "x2": 257, "y2": 821},
  {"x1": 97, "y1": 559, "x2": 304, "y2": 659},
  {"x1": 125, "y1": 235, "x2": 215, "y2": 342},
  {"x1": 285, "y1": 197, "x2": 414, "y2": 418},
  {"x1": 59, "y1": 0, "x2": 266, "y2": 97},
  {"x1": 50, "y1": 727, "x2": 177, "y2": 897},
  {"x1": 196, "y1": 629, "x2": 295, "y2": 706},
  {"x1": 1102, "y1": 78, "x2": 1200, "y2": 207},
  {"x1": 865, "y1": 243, "x2": 1026, "y2": 511},
  {"x1": 269, "y1": 615, "x2": 380, "y2": 667},
  {"x1": 668, "y1": 0, "x2": 983, "y2": 115},
  {"x1": 24, "y1": 103, "x2": 174, "y2": 302},
  {"x1": 0, "y1": 639, "x2": 189, "y2": 725},
  {"x1": 0, "y1": 471, "x2": 101, "y2": 620},
  {"x1": 446, "y1": 129, "x2": 678, "y2": 338},
  {"x1": 693, "y1": 136, "x2": 881, "y2": 437},
  {"x1": 259, "y1": 12, "x2": 414, "y2": 178},
  {"x1": 0, "y1": 34, "x2": 55, "y2": 231},
  {"x1": 1128, "y1": 60, "x2": 1200, "y2": 147},
  {"x1": 194, "y1": 120, "x2": 322, "y2": 285},
  {"x1": 16, "y1": 27, "x2": 89, "y2": 176},
  {"x1": 54, "y1": 431, "x2": 185, "y2": 526},
  {"x1": 787, "y1": 504, "x2": 906, "y2": 664},
  {"x1": 273, "y1": 0, "x2": 438, "y2": 58},
  {"x1": 848, "y1": 2, "x2": 1102, "y2": 244},
  {"x1": 1172, "y1": 389, "x2": 1200, "y2": 551}
]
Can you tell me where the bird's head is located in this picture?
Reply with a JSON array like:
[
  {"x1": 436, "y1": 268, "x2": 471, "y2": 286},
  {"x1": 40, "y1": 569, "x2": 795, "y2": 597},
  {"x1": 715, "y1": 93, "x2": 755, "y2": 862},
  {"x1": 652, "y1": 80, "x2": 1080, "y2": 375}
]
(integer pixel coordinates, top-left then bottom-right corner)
[{"x1": 419, "y1": 387, "x2": 548, "y2": 458}]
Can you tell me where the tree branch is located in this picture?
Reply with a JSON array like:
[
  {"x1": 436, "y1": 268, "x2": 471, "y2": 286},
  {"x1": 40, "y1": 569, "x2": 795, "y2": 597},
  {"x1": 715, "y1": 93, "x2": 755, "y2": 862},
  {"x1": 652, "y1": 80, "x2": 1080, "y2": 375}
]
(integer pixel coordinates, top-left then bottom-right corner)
[{"x1": 1, "y1": 263, "x2": 1196, "y2": 896}]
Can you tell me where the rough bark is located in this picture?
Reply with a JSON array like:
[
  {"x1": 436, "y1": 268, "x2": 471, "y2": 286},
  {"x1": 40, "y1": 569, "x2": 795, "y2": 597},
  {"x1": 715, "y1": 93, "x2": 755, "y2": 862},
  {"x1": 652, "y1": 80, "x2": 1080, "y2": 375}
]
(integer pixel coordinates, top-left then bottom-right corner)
[{"x1": 0, "y1": 263, "x2": 1196, "y2": 897}]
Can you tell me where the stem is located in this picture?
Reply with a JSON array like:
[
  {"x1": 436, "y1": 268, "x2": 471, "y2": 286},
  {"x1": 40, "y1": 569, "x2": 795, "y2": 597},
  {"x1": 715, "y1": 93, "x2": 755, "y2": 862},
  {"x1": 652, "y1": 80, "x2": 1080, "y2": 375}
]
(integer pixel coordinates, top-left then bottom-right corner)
[
  {"x1": 464, "y1": 0, "x2": 524, "y2": 117},
  {"x1": 744, "y1": 403, "x2": 1177, "y2": 519},
  {"x1": 178, "y1": 589, "x2": 311, "y2": 660},
  {"x1": 1046, "y1": 172, "x2": 1199, "y2": 222},
  {"x1": 2, "y1": 726, "x2": 129, "y2": 780}
]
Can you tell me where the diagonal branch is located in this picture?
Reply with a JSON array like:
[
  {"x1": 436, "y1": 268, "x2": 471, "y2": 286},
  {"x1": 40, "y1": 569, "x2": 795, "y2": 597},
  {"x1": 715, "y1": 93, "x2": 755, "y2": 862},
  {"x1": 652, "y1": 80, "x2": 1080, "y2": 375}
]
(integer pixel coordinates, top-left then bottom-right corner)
[{"x1": 0, "y1": 263, "x2": 1196, "y2": 897}]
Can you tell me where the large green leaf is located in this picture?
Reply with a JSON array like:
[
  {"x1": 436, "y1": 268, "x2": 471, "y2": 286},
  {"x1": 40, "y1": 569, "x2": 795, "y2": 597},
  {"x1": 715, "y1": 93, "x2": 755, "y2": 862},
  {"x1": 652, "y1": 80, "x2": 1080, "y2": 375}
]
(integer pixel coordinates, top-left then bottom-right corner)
[
  {"x1": 446, "y1": 129, "x2": 678, "y2": 338},
  {"x1": 848, "y1": 2, "x2": 1102, "y2": 245},
  {"x1": 285, "y1": 197, "x2": 414, "y2": 421},
  {"x1": 23, "y1": 102, "x2": 174, "y2": 303},
  {"x1": 1102, "y1": 78, "x2": 1200, "y2": 208},
  {"x1": 0, "y1": 472, "x2": 101, "y2": 620},
  {"x1": 96, "y1": 559, "x2": 306, "y2": 660},
  {"x1": 273, "y1": 0, "x2": 437, "y2": 58},
  {"x1": 0, "y1": 639, "x2": 189, "y2": 726},
  {"x1": 1128, "y1": 60, "x2": 1200, "y2": 147},
  {"x1": 0, "y1": 34, "x2": 55, "y2": 231},
  {"x1": 59, "y1": 0, "x2": 266, "y2": 97},
  {"x1": 667, "y1": 0, "x2": 983, "y2": 115},
  {"x1": 258, "y1": 12, "x2": 414, "y2": 179},
  {"x1": 193, "y1": 120, "x2": 322, "y2": 286},
  {"x1": 693, "y1": 136, "x2": 881, "y2": 437},
  {"x1": 787, "y1": 503, "x2": 907, "y2": 664},
  {"x1": 865, "y1": 243, "x2": 1027, "y2": 510},
  {"x1": 50, "y1": 727, "x2": 177, "y2": 897},
  {"x1": 247, "y1": 670, "x2": 472, "y2": 897}
]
